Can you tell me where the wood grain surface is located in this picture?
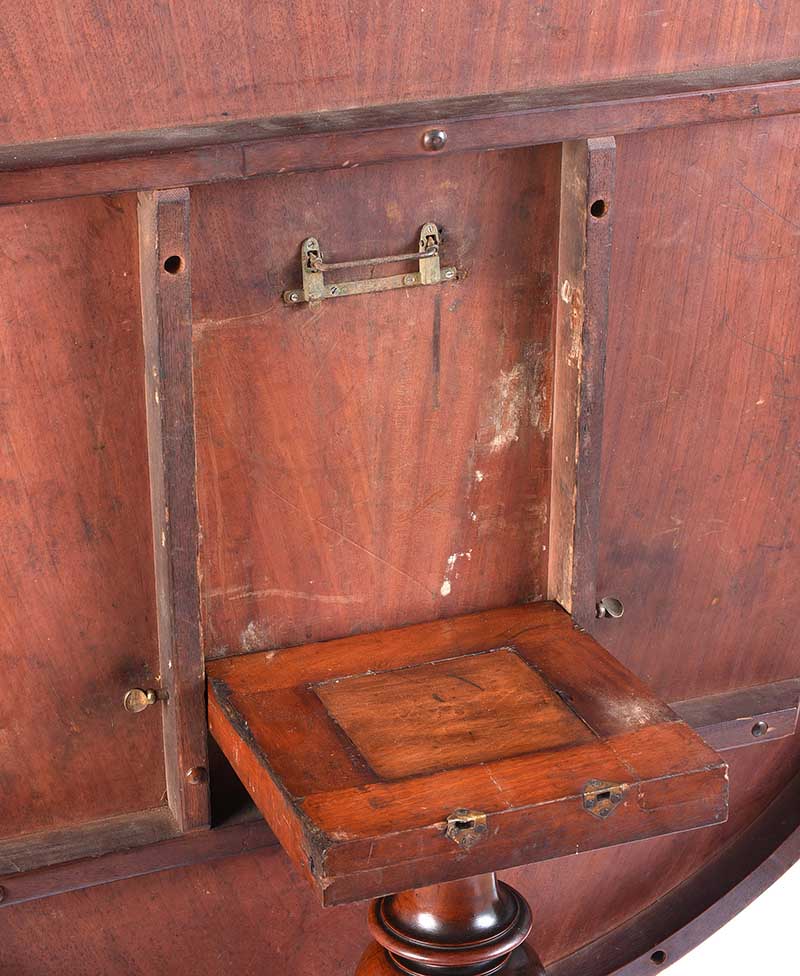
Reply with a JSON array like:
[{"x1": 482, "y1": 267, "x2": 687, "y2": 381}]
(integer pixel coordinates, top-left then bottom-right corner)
[
  {"x1": 208, "y1": 603, "x2": 727, "y2": 905},
  {"x1": 1, "y1": 3, "x2": 799, "y2": 147},
  {"x1": 0, "y1": 194, "x2": 165, "y2": 838},
  {"x1": 191, "y1": 146, "x2": 560, "y2": 656},
  {"x1": 1, "y1": 76, "x2": 800, "y2": 976},
  {"x1": 591, "y1": 114, "x2": 800, "y2": 701},
  {"x1": 139, "y1": 189, "x2": 210, "y2": 831},
  {"x1": 1, "y1": 736, "x2": 795, "y2": 974},
  {"x1": 4, "y1": 62, "x2": 800, "y2": 209}
]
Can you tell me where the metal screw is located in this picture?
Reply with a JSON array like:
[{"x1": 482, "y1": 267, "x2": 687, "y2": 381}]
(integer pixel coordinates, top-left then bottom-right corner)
[
  {"x1": 186, "y1": 766, "x2": 207, "y2": 785},
  {"x1": 751, "y1": 720, "x2": 769, "y2": 738},
  {"x1": 444, "y1": 269, "x2": 455, "y2": 279},
  {"x1": 597, "y1": 597, "x2": 624, "y2": 619},
  {"x1": 289, "y1": 292, "x2": 300, "y2": 303},
  {"x1": 329, "y1": 285, "x2": 339, "y2": 296},
  {"x1": 403, "y1": 274, "x2": 416, "y2": 286},
  {"x1": 423, "y1": 128, "x2": 448, "y2": 151}
]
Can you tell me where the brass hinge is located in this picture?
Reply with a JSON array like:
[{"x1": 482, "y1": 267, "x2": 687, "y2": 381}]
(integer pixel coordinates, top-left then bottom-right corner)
[{"x1": 283, "y1": 222, "x2": 461, "y2": 305}]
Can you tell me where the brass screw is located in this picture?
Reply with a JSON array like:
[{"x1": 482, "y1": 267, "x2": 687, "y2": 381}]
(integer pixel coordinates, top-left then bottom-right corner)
[
  {"x1": 123, "y1": 688, "x2": 159, "y2": 713},
  {"x1": 186, "y1": 766, "x2": 207, "y2": 785},
  {"x1": 423, "y1": 128, "x2": 448, "y2": 151}
]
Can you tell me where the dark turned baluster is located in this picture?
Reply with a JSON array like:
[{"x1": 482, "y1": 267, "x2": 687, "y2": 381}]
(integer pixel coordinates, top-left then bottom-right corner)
[{"x1": 356, "y1": 873, "x2": 544, "y2": 976}]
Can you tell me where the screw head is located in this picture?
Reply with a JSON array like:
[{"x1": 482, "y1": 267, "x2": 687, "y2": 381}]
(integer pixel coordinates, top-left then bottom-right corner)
[
  {"x1": 444, "y1": 269, "x2": 455, "y2": 279},
  {"x1": 186, "y1": 766, "x2": 207, "y2": 785},
  {"x1": 403, "y1": 274, "x2": 416, "y2": 286},
  {"x1": 289, "y1": 292, "x2": 300, "y2": 303},
  {"x1": 124, "y1": 688, "x2": 153, "y2": 713},
  {"x1": 597, "y1": 596, "x2": 624, "y2": 619},
  {"x1": 329, "y1": 285, "x2": 339, "y2": 296},
  {"x1": 751, "y1": 720, "x2": 769, "y2": 738},
  {"x1": 423, "y1": 128, "x2": 448, "y2": 152}
]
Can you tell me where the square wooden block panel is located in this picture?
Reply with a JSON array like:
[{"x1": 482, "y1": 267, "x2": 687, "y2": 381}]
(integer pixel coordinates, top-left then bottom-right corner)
[{"x1": 207, "y1": 603, "x2": 728, "y2": 906}]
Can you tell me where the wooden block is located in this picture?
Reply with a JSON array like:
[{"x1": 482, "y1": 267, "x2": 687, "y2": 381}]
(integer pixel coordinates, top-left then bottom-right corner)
[
  {"x1": 672, "y1": 679, "x2": 800, "y2": 752},
  {"x1": 207, "y1": 602, "x2": 728, "y2": 906},
  {"x1": 138, "y1": 188, "x2": 210, "y2": 832}
]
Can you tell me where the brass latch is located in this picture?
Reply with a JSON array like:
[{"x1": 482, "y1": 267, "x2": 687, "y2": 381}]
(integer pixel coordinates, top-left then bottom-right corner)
[{"x1": 283, "y1": 222, "x2": 461, "y2": 305}]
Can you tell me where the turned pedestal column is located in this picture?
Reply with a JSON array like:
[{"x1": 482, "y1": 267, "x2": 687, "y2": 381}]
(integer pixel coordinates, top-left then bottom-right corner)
[{"x1": 355, "y1": 873, "x2": 544, "y2": 976}]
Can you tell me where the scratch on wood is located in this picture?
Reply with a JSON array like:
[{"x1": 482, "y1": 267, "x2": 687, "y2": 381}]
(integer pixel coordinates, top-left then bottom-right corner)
[
  {"x1": 431, "y1": 293, "x2": 441, "y2": 409},
  {"x1": 209, "y1": 584, "x2": 364, "y2": 605}
]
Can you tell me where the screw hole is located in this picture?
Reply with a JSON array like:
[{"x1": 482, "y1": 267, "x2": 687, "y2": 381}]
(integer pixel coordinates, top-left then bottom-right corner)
[
  {"x1": 650, "y1": 950, "x2": 667, "y2": 965},
  {"x1": 590, "y1": 199, "x2": 608, "y2": 219},
  {"x1": 751, "y1": 720, "x2": 769, "y2": 738},
  {"x1": 163, "y1": 255, "x2": 184, "y2": 274}
]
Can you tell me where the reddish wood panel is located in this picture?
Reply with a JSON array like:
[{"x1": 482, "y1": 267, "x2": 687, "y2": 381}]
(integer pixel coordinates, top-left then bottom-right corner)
[
  {"x1": 2, "y1": 4, "x2": 799, "y2": 146},
  {"x1": 191, "y1": 146, "x2": 560, "y2": 656},
  {"x1": 0, "y1": 736, "x2": 794, "y2": 975},
  {"x1": 592, "y1": 113, "x2": 800, "y2": 702},
  {"x1": 0, "y1": 195, "x2": 165, "y2": 837}
]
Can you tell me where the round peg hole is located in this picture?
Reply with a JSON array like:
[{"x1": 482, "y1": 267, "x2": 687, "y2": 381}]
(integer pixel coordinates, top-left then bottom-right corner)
[
  {"x1": 590, "y1": 198, "x2": 609, "y2": 218},
  {"x1": 163, "y1": 254, "x2": 184, "y2": 274},
  {"x1": 650, "y1": 950, "x2": 667, "y2": 965}
]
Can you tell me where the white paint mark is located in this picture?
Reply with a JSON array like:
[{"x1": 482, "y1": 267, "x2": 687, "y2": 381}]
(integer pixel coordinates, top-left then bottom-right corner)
[
  {"x1": 488, "y1": 363, "x2": 525, "y2": 452},
  {"x1": 560, "y1": 278, "x2": 573, "y2": 303},
  {"x1": 440, "y1": 550, "x2": 472, "y2": 597},
  {"x1": 469, "y1": 511, "x2": 478, "y2": 522},
  {"x1": 241, "y1": 620, "x2": 271, "y2": 651},
  {"x1": 475, "y1": 470, "x2": 485, "y2": 482}
]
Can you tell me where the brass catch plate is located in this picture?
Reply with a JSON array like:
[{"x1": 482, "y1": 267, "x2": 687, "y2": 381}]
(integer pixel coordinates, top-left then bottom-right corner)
[
  {"x1": 283, "y1": 222, "x2": 461, "y2": 305},
  {"x1": 583, "y1": 780, "x2": 626, "y2": 819},
  {"x1": 445, "y1": 809, "x2": 488, "y2": 849}
]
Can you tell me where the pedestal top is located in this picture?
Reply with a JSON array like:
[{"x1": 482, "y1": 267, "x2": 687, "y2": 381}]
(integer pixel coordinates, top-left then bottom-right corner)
[{"x1": 207, "y1": 603, "x2": 728, "y2": 906}]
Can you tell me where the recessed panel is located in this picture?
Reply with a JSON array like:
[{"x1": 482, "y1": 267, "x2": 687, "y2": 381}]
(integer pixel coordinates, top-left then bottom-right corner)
[
  {"x1": 314, "y1": 648, "x2": 594, "y2": 779},
  {"x1": 192, "y1": 146, "x2": 561, "y2": 656}
]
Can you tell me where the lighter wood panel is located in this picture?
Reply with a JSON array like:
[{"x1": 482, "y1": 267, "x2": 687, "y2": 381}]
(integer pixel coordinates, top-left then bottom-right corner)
[{"x1": 315, "y1": 649, "x2": 592, "y2": 779}]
